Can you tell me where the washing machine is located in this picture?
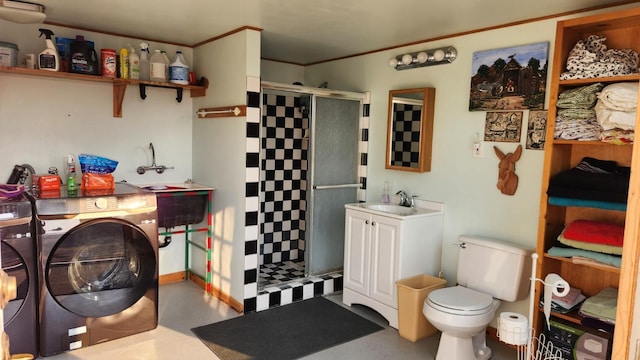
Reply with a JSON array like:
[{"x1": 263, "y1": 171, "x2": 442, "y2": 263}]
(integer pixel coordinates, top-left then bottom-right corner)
[
  {"x1": 0, "y1": 193, "x2": 38, "y2": 357},
  {"x1": 28, "y1": 183, "x2": 158, "y2": 357}
]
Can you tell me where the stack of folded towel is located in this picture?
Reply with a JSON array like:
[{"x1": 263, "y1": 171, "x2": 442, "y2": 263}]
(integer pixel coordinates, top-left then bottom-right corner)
[
  {"x1": 580, "y1": 287, "x2": 617, "y2": 333},
  {"x1": 546, "y1": 157, "x2": 630, "y2": 210},
  {"x1": 548, "y1": 219, "x2": 624, "y2": 268}
]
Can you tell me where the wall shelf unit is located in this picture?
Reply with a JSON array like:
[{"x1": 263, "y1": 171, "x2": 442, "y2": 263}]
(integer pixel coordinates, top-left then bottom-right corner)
[
  {"x1": 0, "y1": 66, "x2": 208, "y2": 118},
  {"x1": 535, "y1": 7, "x2": 640, "y2": 359}
]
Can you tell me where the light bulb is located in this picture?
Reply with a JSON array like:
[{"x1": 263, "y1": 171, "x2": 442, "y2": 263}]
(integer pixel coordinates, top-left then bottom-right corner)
[
  {"x1": 401, "y1": 54, "x2": 414, "y2": 65},
  {"x1": 416, "y1": 52, "x2": 429, "y2": 64},
  {"x1": 388, "y1": 58, "x2": 398, "y2": 68},
  {"x1": 433, "y1": 49, "x2": 445, "y2": 62}
]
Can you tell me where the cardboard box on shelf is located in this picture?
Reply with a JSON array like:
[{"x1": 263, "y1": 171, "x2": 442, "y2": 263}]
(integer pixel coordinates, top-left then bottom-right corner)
[{"x1": 542, "y1": 317, "x2": 612, "y2": 360}]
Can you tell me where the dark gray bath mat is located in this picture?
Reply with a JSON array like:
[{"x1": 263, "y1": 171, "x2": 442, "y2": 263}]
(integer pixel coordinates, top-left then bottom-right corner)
[{"x1": 191, "y1": 296, "x2": 384, "y2": 360}]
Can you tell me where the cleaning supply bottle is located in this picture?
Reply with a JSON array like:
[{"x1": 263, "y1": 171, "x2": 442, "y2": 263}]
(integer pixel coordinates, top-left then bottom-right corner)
[
  {"x1": 128, "y1": 44, "x2": 139, "y2": 80},
  {"x1": 161, "y1": 50, "x2": 170, "y2": 80},
  {"x1": 38, "y1": 28, "x2": 59, "y2": 71},
  {"x1": 169, "y1": 51, "x2": 189, "y2": 85},
  {"x1": 139, "y1": 42, "x2": 150, "y2": 80},
  {"x1": 119, "y1": 47, "x2": 128, "y2": 79},
  {"x1": 66, "y1": 154, "x2": 77, "y2": 193},
  {"x1": 149, "y1": 49, "x2": 166, "y2": 82},
  {"x1": 69, "y1": 35, "x2": 99, "y2": 75}
]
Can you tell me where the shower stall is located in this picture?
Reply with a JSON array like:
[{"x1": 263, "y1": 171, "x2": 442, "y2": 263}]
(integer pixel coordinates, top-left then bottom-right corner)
[{"x1": 258, "y1": 82, "x2": 366, "y2": 288}]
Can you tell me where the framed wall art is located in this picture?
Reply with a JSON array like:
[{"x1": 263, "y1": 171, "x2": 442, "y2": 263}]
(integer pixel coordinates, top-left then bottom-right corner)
[
  {"x1": 469, "y1": 42, "x2": 549, "y2": 111},
  {"x1": 526, "y1": 110, "x2": 548, "y2": 150},
  {"x1": 484, "y1": 111, "x2": 523, "y2": 142}
]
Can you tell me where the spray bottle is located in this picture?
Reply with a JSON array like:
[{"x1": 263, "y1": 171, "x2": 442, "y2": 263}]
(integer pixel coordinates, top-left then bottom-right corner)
[
  {"x1": 66, "y1": 154, "x2": 77, "y2": 193},
  {"x1": 139, "y1": 42, "x2": 150, "y2": 81},
  {"x1": 38, "y1": 28, "x2": 59, "y2": 71}
]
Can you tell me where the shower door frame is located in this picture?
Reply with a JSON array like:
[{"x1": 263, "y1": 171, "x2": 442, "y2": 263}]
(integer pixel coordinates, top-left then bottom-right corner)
[{"x1": 260, "y1": 81, "x2": 368, "y2": 280}]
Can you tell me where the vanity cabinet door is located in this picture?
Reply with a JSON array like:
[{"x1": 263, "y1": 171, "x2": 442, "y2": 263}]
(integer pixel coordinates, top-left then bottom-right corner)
[
  {"x1": 344, "y1": 209, "x2": 371, "y2": 296},
  {"x1": 369, "y1": 215, "x2": 401, "y2": 307}
]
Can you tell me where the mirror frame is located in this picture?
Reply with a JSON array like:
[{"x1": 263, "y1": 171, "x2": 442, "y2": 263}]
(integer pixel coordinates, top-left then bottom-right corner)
[{"x1": 385, "y1": 87, "x2": 436, "y2": 172}]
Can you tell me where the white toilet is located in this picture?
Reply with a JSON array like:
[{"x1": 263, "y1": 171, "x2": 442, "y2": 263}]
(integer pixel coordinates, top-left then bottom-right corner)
[{"x1": 423, "y1": 235, "x2": 532, "y2": 360}]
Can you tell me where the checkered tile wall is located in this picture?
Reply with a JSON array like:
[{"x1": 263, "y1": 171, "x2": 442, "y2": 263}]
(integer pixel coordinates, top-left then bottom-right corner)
[{"x1": 260, "y1": 93, "x2": 308, "y2": 265}]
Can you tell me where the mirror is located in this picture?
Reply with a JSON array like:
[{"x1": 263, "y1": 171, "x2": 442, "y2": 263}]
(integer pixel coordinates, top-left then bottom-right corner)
[{"x1": 385, "y1": 87, "x2": 436, "y2": 172}]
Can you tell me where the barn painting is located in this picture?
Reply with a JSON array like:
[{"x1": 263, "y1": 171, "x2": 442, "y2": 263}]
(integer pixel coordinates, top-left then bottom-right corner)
[{"x1": 470, "y1": 42, "x2": 548, "y2": 111}]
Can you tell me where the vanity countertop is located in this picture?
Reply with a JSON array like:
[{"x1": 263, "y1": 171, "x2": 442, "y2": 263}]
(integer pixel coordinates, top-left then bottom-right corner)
[{"x1": 345, "y1": 200, "x2": 443, "y2": 220}]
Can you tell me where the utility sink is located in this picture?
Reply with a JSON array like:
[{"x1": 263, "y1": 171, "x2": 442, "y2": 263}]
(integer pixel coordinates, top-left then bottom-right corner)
[
  {"x1": 365, "y1": 204, "x2": 417, "y2": 216},
  {"x1": 143, "y1": 185, "x2": 186, "y2": 192},
  {"x1": 136, "y1": 183, "x2": 215, "y2": 228}
]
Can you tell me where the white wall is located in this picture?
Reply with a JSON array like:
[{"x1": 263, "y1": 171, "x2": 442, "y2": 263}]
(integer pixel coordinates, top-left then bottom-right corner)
[
  {"x1": 192, "y1": 29, "x2": 261, "y2": 304},
  {"x1": 0, "y1": 20, "x2": 195, "y2": 275}
]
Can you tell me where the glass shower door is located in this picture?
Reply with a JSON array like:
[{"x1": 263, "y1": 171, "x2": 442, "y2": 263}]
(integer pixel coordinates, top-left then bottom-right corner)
[{"x1": 308, "y1": 96, "x2": 361, "y2": 275}]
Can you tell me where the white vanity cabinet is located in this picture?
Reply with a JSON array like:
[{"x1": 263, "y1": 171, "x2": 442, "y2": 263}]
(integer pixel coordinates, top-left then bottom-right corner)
[{"x1": 342, "y1": 202, "x2": 444, "y2": 328}]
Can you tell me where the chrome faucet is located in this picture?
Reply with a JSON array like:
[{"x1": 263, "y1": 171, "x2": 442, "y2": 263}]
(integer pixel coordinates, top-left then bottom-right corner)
[
  {"x1": 136, "y1": 142, "x2": 175, "y2": 174},
  {"x1": 396, "y1": 190, "x2": 417, "y2": 208}
]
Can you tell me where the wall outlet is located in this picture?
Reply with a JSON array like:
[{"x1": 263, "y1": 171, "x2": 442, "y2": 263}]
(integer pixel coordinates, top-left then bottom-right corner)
[{"x1": 473, "y1": 142, "x2": 484, "y2": 158}]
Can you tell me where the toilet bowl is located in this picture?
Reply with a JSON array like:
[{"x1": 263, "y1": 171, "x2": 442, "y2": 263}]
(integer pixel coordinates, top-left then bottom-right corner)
[
  {"x1": 423, "y1": 286, "x2": 500, "y2": 360},
  {"x1": 422, "y1": 235, "x2": 533, "y2": 360}
]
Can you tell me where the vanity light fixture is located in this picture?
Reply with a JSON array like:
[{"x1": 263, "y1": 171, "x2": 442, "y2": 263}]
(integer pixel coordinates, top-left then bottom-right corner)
[{"x1": 388, "y1": 46, "x2": 457, "y2": 70}]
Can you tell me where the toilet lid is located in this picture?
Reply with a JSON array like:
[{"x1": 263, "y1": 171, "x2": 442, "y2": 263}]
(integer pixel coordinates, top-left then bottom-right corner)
[{"x1": 428, "y1": 286, "x2": 494, "y2": 314}]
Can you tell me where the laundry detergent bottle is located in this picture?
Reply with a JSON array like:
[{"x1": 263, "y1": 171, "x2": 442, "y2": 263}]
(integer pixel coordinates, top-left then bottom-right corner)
[{"x1": 38, "y1": 28, "x2": 59, "y2": 71}]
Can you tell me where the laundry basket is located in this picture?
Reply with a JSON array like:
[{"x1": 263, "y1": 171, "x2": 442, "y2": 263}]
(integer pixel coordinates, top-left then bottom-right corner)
[{"x1": 396, "y1": 274, "x2": 446, "y2": 342}]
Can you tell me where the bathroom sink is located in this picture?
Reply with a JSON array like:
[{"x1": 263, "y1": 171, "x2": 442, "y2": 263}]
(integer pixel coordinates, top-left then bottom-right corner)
[
  {"x1": 345, "y1": 201, "x2": 444, "y2": 219},
  {"x1": 365, "y1": 204, "x2": 417, "y2": 215}
]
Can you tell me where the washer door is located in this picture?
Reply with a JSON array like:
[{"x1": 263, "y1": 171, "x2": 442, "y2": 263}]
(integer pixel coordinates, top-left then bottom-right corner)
[
  {"x1": 46, "y1": 218, "x2": 156, "y2": 318},
  {"x1": 1, "y1": 241, "x2": 29, "y2": 324}
]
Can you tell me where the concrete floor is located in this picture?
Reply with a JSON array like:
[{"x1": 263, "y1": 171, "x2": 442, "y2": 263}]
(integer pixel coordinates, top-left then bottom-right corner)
[{"x1": 41, "y1": 280, "x2": 517, "y2": 359}]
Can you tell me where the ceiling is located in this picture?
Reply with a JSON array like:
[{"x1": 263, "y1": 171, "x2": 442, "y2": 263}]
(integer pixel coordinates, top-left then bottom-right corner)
[{"x1": 33, "y1": 0, "x2": 639, "y2": 65}]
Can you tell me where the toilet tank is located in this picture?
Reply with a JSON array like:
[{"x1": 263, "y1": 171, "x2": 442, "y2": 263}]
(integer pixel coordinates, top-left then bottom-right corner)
[{"x1": 456, "y1": 235, "x2": 533, "y2": 302}]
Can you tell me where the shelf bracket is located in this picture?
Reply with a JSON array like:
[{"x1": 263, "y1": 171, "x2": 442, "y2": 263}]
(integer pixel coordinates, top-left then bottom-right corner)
[{"x1": 139, "y1": 83, "x2": 184, "y2": 103}]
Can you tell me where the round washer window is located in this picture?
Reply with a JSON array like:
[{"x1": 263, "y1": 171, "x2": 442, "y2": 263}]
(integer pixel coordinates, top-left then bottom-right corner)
[{"x1": 46, "y1": 218, "x2": 156, "y2": 318}]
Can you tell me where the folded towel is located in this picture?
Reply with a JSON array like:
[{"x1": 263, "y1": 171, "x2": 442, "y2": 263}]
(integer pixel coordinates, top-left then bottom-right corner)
[
  {"x1": 563, "y1": 220, "x2": 624, "y2": 247},
  {"x1": 580, "y1": 287, "x2": 618, "y2": 324}
]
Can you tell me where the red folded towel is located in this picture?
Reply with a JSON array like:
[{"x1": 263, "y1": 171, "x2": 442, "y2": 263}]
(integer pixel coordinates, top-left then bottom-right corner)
[{"x1": 563, "y1": 219, "x2": 624, "y2": 246}]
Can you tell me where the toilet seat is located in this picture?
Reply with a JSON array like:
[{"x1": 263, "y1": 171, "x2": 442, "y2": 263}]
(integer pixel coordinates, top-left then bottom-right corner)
[{"x1": 427, "y1": 285, "x2": 494, "y2": 315}]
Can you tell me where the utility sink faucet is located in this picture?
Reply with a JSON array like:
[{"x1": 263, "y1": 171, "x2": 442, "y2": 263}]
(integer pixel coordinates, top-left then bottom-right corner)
[{"x1": 136, "y1": 142, "x2": 175, "y2": 174}]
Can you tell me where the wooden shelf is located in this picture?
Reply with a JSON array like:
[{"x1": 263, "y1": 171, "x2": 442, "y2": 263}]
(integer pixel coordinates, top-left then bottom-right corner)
[
  {"x1": 543, "y1": 253, "x2": 621, "y2": 275},
  {"x1": 559, "y1": 73, "x2": 640, "y2": 86},
  {"x1": 0, "y1": 66, "x2": 209, "y2": 117}
]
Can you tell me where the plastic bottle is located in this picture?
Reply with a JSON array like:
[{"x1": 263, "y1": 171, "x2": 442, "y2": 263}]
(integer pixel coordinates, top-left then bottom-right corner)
[
  {"x1": 119, "y1": 47, "x2": 129, "y2": 79},
  {"x1": 38, "y1": 28, "x2": 59, "y2": 71},
  {"x1": 150, "y1": 49, "x2": 166, "y2": 82},
  {"x1": 66, "y1": 154, "x2": 77, "y2": 193},
  {"x1": 161, "y1": 50, "x2": 170, "y2": 80},
  {"x1": 69, "y1": 35, "x2": 99, "y2": 75},
  {"x1": 128, "y1": 45, "x2": 140, "y2": 80},
  {"x1": 382, "y1": 181, "x2": 390, "y2": 203},
  {"x1": 169, "y1": 51, "x2": 189, "y2": 85},
  {"x1": 139, "y1": 42, "x2": 150, "y2": 81}
]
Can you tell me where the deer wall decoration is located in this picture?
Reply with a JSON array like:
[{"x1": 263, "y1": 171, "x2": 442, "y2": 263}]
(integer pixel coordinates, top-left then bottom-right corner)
[{"x1": 493, "y1": 144, "x2": 522, "y2": 196}]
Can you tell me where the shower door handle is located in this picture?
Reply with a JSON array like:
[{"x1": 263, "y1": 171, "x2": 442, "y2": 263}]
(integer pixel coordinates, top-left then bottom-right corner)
[{"x1": 313, "y1": 183, "x2": 362, "y2": 190}]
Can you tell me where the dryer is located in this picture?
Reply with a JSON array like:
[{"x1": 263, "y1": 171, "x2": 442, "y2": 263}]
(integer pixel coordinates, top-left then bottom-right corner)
[
  {"x1": 28, "y1": 183, "x2": 158, "y2": 357},
  {"x1": 0, "y1": 194, "x2": 38, "y2": 357}
]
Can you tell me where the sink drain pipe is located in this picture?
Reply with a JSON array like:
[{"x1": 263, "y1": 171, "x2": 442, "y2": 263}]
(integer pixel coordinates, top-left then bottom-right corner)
[{"x1": 159, "y1": 227, "x2": 172, "y2": 248}]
